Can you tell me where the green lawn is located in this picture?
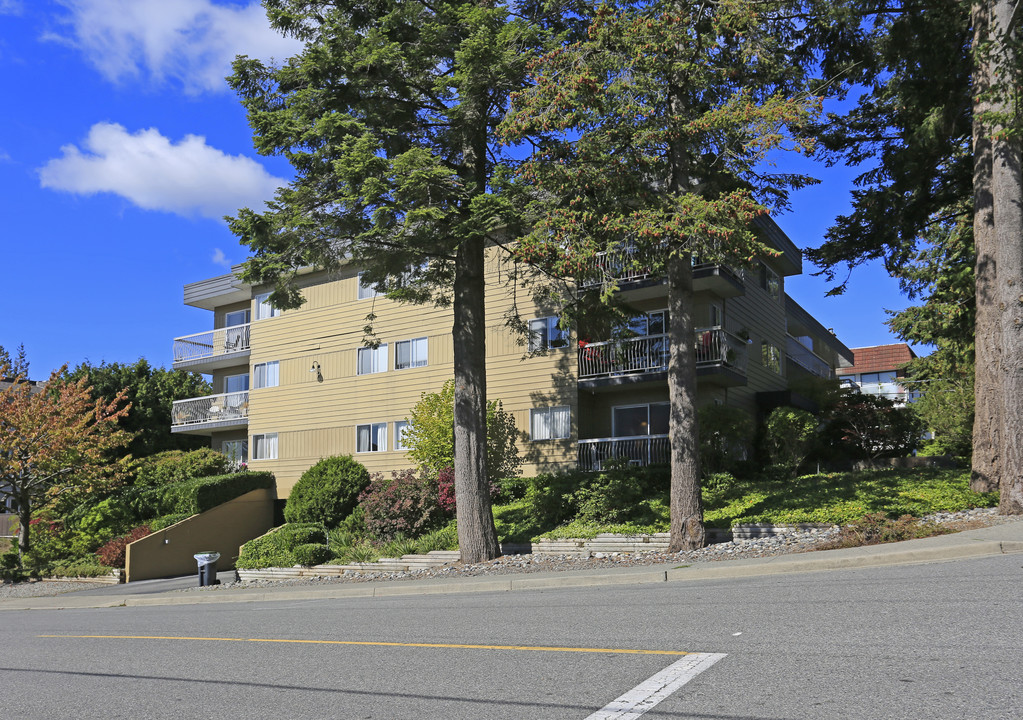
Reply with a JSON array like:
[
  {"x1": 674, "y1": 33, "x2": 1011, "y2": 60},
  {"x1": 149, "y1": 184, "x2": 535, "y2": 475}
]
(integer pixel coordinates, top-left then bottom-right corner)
[{"x1": 496, "y1": 467, "x2": 997, "y2": 541}]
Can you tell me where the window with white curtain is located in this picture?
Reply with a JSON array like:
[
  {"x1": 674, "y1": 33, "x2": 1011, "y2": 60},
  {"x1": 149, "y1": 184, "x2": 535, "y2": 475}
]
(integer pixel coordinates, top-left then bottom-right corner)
[
  {"x1": 528, "y1": 317, "x2": 569, "y2": 352},
  {"x1": 358, "y1": 272, "x2": 384, "y2": 299},
  {"x1": 394, "y1": 420, "x2": 411, "y2": 450},
  {"x1": 253, "y1": 293, "x2": 281, "y2": 319},
  {"x1": 395, "y1": 338, "x2": 428, "y2": 370},
  {"x1": 530, "y1": 406, "x2": 571, "y2": 440},
  {"x1": 357, "y1": 345, "x2": 389, "y2": 375},
  {"x1": 253, "y1": 361, "x2": 280, "y2": 389},
  {"x1": 222, "y1": 440, "x2": 248, "y2": 467},
  {"x1": 251, "y1": 433, "x2": 278, "y2": 460},
  {"x1": 357, "y1": 423, "x2": 388, "y2": 452}
]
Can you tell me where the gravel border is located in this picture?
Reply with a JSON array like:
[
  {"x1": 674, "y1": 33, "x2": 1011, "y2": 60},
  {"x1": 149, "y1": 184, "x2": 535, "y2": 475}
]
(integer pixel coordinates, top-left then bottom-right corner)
[{"x1": 3, "y1": 508, "x2": 1017, "y2": 599}]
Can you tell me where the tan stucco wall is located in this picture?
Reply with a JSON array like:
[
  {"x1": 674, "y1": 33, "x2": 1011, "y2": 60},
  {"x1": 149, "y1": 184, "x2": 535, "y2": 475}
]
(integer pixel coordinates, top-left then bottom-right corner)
[{"x1": 125, "y1": 488, "x2": 274, "y2": 582}]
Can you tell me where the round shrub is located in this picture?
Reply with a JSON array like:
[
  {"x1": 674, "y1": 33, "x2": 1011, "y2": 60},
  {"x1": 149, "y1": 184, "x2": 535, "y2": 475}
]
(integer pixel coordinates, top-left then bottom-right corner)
[
  {"x1": 358, "y1": 468, "x2": 443, "y2": 542},
  {"x1": 284, "y1": 455, "x2": 371, "y2": 527},
  {"x1": 292, "y1": 543, "x2": 332, "y2": 567}
]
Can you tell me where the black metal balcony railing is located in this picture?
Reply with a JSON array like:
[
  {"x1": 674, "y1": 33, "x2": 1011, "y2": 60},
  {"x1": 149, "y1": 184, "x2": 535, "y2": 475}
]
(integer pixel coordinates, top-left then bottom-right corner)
[
  {"x1": 578, "y1": 435, "x2": 670, "y2": 471},
  {"x1": 578, "y1": 327, "x2": 748, "y2": 380}
]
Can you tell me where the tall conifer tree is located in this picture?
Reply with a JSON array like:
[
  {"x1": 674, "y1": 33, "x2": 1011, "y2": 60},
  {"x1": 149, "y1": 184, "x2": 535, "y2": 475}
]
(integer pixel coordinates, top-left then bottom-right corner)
[
  {"x1": 228, "y1": 0, "x2": 549, "y2": 561},
  {"x1": 502, "y1": 0, "x2": 818, "y2": 549}
]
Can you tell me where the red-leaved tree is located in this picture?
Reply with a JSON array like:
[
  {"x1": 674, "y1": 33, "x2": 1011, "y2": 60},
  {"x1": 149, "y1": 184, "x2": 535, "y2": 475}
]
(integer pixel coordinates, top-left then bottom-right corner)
[{"x1": 0, "y1": 361, "x2": 131, "y2": 560}]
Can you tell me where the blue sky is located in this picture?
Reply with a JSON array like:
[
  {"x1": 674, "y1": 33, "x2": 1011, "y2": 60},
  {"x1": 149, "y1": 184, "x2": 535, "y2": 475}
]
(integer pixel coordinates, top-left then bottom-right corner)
[{"x1": 1, "y1": 0, "x2": 918, "y2": 378}]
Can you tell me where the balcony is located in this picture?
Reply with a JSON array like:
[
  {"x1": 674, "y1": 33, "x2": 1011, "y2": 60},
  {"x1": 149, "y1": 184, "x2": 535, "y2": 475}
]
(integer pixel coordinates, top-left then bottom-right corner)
[
  {"x1": 578, "y1": 435, "x2": 670, "y2": 471},
  {"x1": 578, "y1": 246, "x2": 744, "y2": 299},
  {"x1": 785, "y1": 335, "x2": 832, "y2": 379},
  {"x1": 578, "y1": 327, "x2": 747, "y2": 387},
  {"x1": 171, "y1": 391, "x2": 249, "y2": 434},
  {"x1": 172, "y1": 324, "x2": 250, "y2": 372},
  {"x1": 692, "y1": 262, "x2": 745, "y2": 298}
]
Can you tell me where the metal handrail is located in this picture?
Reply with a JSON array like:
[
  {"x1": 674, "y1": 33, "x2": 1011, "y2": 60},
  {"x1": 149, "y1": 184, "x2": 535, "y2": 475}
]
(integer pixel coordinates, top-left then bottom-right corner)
[
  {"x1": 173, "y1": 324, "x2": 251, "y2": 363},
  {"x1": 171, "y1": 391, "x2": 249, "y2": 426},
  {"x1": 579, "y1": 327, "x2": 748, "y2": 379},
  {"x1": 578, "y1": 435, "x2": 670, "y2": 470}
]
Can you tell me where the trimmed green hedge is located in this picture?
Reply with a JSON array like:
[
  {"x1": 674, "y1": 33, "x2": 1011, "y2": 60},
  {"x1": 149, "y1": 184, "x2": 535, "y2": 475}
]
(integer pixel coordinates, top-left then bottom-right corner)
[
  {"x1": 236, "y1": 523, "x2": 327, "y2": 569},
  {"x1": 143, "y1": 471, "x2": 274, "y2": 517}
]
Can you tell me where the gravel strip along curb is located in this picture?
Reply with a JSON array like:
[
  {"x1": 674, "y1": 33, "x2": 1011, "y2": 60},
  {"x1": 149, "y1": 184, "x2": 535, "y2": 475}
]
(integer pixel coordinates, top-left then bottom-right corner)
[
  {"x1": 2, "y1": 508, "x2": 1016, "y2": 600},
  {"x1": 176, "y1": 507, "x2": 1019, "y2": 594}
]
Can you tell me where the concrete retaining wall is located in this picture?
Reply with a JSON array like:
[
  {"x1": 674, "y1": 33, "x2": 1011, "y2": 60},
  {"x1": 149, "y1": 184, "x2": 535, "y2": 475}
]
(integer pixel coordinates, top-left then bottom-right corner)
[{"x1": 126, "y1": 488, "x2": 275, "y2": 583}]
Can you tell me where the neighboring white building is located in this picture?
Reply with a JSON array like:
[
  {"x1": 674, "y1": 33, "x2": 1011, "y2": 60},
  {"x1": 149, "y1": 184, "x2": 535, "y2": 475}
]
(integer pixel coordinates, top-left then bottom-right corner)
[{"x1": 835, "y1": 344, "x2": 922, "y2": 405}]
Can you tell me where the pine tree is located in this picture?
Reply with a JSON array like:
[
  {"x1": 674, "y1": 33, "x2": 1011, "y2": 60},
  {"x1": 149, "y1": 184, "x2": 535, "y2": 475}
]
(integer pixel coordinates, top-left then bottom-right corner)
[
  {"x1": 502, "y1": 0, "x2": 819, "y2": 549},
  {"x1": 227, "y1": 0, "x2": 551, "y2": 561}
]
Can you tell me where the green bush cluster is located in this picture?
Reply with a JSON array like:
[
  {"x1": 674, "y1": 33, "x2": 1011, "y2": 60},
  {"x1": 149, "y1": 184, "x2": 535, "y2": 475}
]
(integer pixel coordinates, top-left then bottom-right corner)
[
  {"x1": 292, "y1": 543, "x2": 332, "y2": 567},
  {"x1": 284, "y1": 455, "x2": 370, "y2": 527},
  {"x1": 134, "y1": 448, "x2": 231, "y2": 486},
  {"x1": 236, "y1": 523, "x2": 327, "y2": 569}
]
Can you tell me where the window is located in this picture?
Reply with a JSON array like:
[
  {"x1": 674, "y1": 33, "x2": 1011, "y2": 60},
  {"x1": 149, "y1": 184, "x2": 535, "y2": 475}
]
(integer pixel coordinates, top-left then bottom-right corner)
[
  {"x1": 626, "y1": 310, "x2": 667, "y2": 337},
  {"x1": 253, "y1": 361, "x2": 279, "y2": 389},
  {"x1": 395, "y1": 338, "x2": 428, "y2": 370},
  {"x1": 613, "y1": 403, "x2": 669, "y2": 437},
  {"x1": 761, "y1": 341, "x2": 782, "y2": 373},
  {"x1": 530, "y1": 406, "x2": 571, "y2": 440},
  {"x1": 253, "y1": 293, "x2": 281, "y2": 320},
  {"x1": 759, "y1": 264, "x2": 781, "y2": 302},
  {"x1": 528, "y1": 317, "x2": 569, "y2": 352},
  {"x1": 357, "y1": 423, "x2": 388, "y2": 452},
  {"x1": 252, "y1": 433, "x2": 278, "y2": 460},
  {"x1": 358, "y1": 272, "x2": 384, "y2": 299},
  {"x1": 394, "y1": 420, "x2": 411, "y2": 451},
  {"x1": 357, "y1": 344, "x2": 389, "y2": 375},
  {"x1": 222, "y1": 440, "x2": 248, "y2": 467},
  {"x1": 224, "y1": 373, "x2": 249, "y2": 394}
]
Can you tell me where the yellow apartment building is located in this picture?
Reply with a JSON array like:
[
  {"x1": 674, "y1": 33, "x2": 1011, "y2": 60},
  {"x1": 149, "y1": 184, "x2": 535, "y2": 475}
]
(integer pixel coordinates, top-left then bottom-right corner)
[{"x1": 170, "y1": 217, "x2": 852, "y2": 498}]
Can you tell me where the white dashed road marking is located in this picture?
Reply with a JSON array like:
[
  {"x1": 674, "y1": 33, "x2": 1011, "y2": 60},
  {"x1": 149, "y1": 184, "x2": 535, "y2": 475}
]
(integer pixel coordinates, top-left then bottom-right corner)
[{"x1": 585, "y1": 652, "x2": 727, "y2": 719}]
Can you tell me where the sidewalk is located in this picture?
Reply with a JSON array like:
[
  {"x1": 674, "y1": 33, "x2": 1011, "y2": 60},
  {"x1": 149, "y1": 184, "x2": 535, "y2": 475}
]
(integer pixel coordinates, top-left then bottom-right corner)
[{"x1": 4, "y1": 520, "x2": 1022, "y2": 612}]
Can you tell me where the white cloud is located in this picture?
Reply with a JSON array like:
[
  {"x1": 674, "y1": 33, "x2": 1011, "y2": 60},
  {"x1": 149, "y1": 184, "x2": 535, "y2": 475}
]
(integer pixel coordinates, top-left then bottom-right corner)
[
  {"x1": 0, "y1": 1, "x2": 25, "y2": 16},
  {"x1": 39, "y1": 122, "x2": 286, "y2": 220},
  {"x1": 53, "y1": 0, "x2": 304, "y2": 93},
  {"x1": 211, "y1": 247, "x2": 231, "y2": 268}
]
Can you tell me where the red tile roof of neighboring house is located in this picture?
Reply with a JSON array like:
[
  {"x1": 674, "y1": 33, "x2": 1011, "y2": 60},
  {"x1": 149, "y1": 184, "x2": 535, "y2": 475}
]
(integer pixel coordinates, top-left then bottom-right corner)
[{"x1": 835, "y1": 343, "x2": 917, "y2": 377}]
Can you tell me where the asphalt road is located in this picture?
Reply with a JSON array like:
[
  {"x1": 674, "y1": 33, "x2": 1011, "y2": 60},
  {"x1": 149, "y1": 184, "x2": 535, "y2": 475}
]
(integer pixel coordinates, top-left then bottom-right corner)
[{"x1": 4, "y1": 554, "x2": 1021, "y2": 719}]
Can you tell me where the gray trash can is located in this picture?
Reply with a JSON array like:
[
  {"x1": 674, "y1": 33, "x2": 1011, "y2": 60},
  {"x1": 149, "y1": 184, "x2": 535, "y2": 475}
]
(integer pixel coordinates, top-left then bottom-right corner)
[{"x1": 193, "y1": 552, "x2": 221, "y2": 587}]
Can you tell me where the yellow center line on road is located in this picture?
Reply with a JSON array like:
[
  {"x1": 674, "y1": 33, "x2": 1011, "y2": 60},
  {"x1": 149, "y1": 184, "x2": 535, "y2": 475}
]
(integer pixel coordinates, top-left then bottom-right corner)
[{"x1": 38, "y1": 634, "x2": 694, "y2": 656}]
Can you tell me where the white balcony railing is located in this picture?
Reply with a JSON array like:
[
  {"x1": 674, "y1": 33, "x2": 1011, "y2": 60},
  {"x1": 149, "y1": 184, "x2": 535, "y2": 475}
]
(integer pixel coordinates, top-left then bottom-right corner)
[
  {"x1": 579, "y1": 334, "x2": 669, "y2": 379},
  {"x1": 579, "y1": 327, "x2": 747, "y2": 380},
  {"x1": 578, "y1": 435, "x2": 670, "y2": 471},
  {"x1": 695, "y1": 327, "x2": 749, "y2": 373},
  {"x1": 173, "y1": 324, "x2": 250, "y2": 364},
  {"x1": 579, "y1": 246, "x2": 656, "y2": 288},
  {"x1": 171, "y1": 391, "x2": 249, "y2": 427},
  {"x1": 785, "y1": 335, "x2": 832, "y2": 378}
]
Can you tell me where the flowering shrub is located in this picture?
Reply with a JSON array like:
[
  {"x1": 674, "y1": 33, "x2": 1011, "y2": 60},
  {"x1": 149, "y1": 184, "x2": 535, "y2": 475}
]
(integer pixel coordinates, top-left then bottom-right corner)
[
  {"x1": 358, "y1": 468, "x2": 443, "y2": 542},
  {"x1": 437, "y1": 467, "x2": 456, "y2": 514},
  {"x1": 95, "y1": 525, "x2": 151, "y2": 568}
]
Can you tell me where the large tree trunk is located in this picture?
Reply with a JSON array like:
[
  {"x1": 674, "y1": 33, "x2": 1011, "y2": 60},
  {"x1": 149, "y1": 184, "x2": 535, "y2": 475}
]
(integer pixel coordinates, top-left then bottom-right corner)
[
  {"x1": 992, "y1": 0, "x2": 1023, "y2": 513},
  {"x1": 971, "y1": 0, "x2": 1001, "y2": 493},
  {"x1": 666, "y1": 253, "x2": 705, "y2": 551},
  {"x1": 452, "y1": 236, "x2": 501, "y2": 562}
]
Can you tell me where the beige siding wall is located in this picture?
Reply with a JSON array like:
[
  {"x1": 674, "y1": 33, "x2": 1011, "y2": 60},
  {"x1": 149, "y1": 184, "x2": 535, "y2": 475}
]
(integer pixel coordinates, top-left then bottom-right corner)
[
  {"x1": 239, "y1": 255, "x2": 578, "y2": 495},
  {"x1": 187, "y1": 248, "x2": 836, "y2": 496}
]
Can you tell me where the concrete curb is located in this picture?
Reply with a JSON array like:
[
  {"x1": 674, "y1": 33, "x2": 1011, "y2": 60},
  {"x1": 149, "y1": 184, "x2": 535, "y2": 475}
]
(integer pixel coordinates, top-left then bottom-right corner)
[{"x1": 3, "y1": 536, "x2": 1021, "y2": 612}]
